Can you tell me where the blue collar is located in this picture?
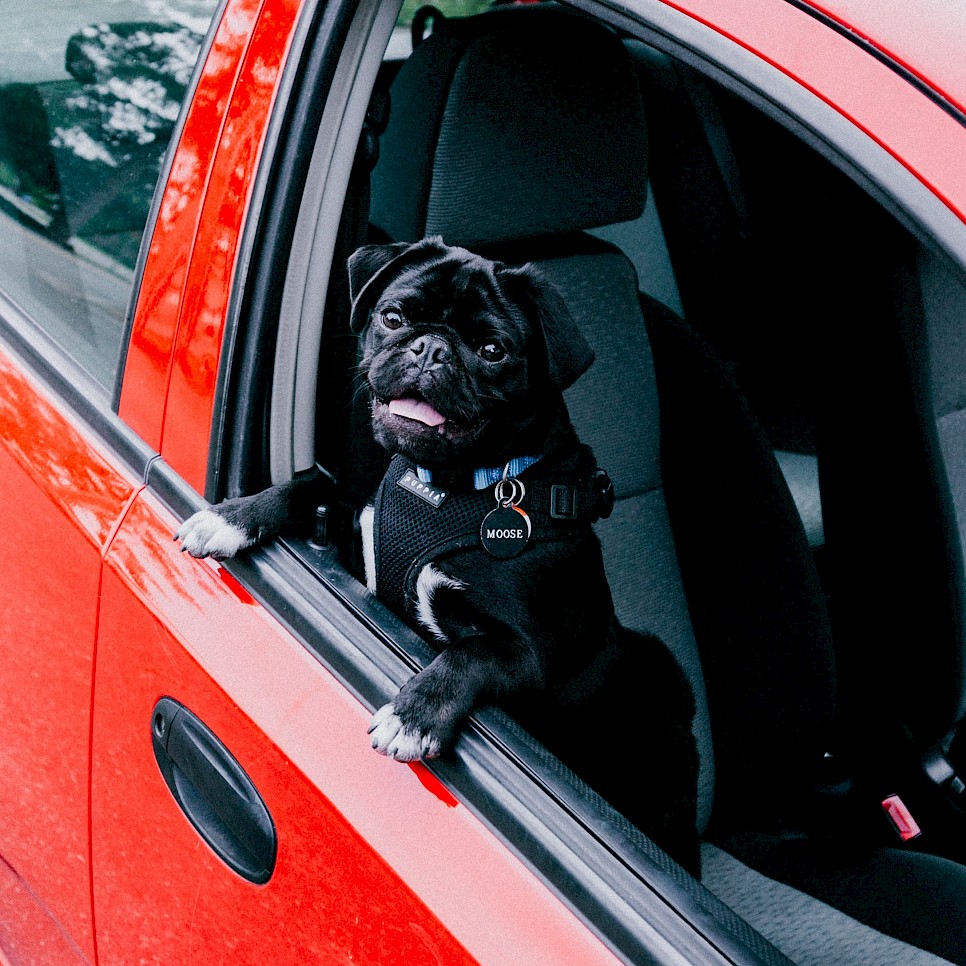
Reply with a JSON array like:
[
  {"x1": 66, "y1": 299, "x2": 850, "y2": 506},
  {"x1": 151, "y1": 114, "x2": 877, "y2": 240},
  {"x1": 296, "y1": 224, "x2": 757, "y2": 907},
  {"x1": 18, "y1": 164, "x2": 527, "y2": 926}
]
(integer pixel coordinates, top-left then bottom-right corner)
[{"x1": 416, "y1": 455, "x2": 542, "y2": 491}]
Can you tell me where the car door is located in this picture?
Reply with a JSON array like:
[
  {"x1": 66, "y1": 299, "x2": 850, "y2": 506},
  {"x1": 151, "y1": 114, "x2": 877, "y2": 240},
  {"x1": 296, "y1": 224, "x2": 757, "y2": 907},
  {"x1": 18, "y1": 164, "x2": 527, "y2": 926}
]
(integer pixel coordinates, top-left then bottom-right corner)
[
  {"x1": 0, "y1": 349, "x2": 136, "y2": 964},
  {"x1": 0, "y1": 2, "x2": 220, "y2": 961},
  {"x1": 90, "y1": 0, "x2": 637, "y2": 963},
  {"x1": 18, "y1": 0, "x2": 966, "y2": 963},
  {"x1": 161, "y1": 3, "x2": 966, "y2": 961}
]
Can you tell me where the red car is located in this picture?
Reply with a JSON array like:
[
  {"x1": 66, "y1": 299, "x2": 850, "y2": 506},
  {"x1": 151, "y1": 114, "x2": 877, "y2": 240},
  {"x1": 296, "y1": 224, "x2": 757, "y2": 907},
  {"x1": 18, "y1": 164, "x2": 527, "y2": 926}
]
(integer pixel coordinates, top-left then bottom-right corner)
[{"x1": 1, "y1": 0, "x2": 966, "y2": 962}]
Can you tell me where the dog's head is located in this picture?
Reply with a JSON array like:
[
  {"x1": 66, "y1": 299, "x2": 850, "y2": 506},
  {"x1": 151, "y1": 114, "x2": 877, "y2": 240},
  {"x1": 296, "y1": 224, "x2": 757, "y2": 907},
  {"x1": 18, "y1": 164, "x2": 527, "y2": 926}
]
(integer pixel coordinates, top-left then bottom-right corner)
[{"x1": 348, "y1": 237, "x2": 594, "y2": 468}]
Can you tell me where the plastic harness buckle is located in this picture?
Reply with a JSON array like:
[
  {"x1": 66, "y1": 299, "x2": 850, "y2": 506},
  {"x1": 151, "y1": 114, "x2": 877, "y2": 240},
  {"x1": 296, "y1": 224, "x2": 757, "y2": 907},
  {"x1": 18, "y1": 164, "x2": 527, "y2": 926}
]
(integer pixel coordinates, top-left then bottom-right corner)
[{"x1": 548, "y1": 468, "x2": 614, "y2": 523}]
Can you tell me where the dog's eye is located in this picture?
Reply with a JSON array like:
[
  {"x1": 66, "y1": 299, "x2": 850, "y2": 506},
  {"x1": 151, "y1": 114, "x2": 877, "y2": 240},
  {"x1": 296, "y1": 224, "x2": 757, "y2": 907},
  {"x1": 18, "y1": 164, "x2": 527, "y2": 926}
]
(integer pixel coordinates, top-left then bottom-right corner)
[
  {"x1": 379, "y1": 309, "x2": 405, "y2": 330},
  {"x1": 479, "y1": 341, "x2": 506, "y2": 363}
]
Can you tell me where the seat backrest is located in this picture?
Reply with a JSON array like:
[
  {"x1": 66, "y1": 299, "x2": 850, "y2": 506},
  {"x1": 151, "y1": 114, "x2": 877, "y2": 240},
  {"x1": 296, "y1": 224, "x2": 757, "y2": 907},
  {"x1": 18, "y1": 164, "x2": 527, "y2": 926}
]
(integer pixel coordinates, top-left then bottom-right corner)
[
  {"x1": 371, "y1": 6, "x2": 717, "y2": 831},
  {"x1": 923, "y1": 247, "x2": 966, "y2": 768},
  {"x1": 817, "y1": 210, "x2": 966, "y2": 753},
  {"x1": 371, "y1": 7, "x2": 646, "y2": 249},
  {"x1": 368, "y1": 4, "x2": 838, "y2": 838}
]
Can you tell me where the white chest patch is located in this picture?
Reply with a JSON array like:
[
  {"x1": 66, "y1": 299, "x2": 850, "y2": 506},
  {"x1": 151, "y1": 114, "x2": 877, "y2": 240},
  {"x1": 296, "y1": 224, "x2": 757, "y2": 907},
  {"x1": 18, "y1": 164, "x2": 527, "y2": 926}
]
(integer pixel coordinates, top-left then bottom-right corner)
[
  {"x1": 360, "y1": 504, "x2": 376, "y2": 593},
  {"x1": 414, "y1": 563, "x2": 465, "y2": 643}
]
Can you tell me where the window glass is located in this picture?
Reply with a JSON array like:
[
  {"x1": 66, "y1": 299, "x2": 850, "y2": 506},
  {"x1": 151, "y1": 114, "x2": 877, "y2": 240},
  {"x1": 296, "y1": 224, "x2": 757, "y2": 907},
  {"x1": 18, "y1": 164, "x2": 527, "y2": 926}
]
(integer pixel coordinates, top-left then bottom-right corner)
[
  {"x1": 397, "y1": 0, "x2": 492, "y2": 22},
  {"x1": 390, "y1": 1, "x2": 494, "y2": 58},
  {"x1": 0, "y1": 1, "x2": 218, "y2": 392}
]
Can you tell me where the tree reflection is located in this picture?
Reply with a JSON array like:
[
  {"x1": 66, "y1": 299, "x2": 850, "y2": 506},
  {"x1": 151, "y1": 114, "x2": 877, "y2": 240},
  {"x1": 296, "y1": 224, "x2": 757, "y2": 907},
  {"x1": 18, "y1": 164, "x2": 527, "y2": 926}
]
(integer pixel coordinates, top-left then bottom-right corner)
[{"x1": 0, "y1": 19, "x2": 205, "y2": 271}]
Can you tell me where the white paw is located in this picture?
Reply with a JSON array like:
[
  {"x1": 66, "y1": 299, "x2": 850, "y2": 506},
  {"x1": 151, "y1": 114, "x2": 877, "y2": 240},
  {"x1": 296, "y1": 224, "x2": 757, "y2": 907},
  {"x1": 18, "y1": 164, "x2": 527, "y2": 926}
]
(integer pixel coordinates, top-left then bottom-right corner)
[
  {"x1": 367, "y1": 703, "x2": 442, "y2": 761},
  {"x1": 175, "y1": 509, "x2": 253, "y2": 560}
]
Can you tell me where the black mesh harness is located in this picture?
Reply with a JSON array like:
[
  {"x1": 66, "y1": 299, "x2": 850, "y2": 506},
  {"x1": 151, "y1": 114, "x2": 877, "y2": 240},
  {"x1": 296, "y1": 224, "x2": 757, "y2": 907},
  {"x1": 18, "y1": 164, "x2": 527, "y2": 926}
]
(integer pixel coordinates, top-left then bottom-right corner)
[{"x1": 372, "y1": 447, "x2": 614, "y2": 622}]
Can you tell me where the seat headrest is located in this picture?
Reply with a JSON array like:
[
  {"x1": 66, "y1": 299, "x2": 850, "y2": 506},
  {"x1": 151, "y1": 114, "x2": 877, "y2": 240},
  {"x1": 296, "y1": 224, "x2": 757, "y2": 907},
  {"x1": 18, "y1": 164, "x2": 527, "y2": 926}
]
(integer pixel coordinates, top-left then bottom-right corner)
[{"x1": 370, "y1": 7, "x2": 648, "y2": 249}]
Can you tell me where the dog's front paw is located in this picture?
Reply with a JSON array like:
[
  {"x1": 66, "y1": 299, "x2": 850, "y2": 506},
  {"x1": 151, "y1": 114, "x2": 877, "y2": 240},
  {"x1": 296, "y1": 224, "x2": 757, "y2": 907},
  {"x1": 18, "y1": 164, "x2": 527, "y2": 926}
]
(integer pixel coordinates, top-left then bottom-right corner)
[
  {"x1": 367, "y1": 703, "x2": 443, "y2": 761},
  {"x1": 175, "y1": 508, "x2": 256, "y2": 560}
]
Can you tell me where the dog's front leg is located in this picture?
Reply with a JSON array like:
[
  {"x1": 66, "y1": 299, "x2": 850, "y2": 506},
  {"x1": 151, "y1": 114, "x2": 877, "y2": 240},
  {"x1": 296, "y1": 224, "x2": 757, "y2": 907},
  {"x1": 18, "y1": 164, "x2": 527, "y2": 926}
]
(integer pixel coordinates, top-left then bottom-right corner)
[
  {"x1": 369, "y1": 639, "x2": 540, "y2": 761},
  {"x1": 176, "y1": 474, "x2": 329, "y2": 560}
]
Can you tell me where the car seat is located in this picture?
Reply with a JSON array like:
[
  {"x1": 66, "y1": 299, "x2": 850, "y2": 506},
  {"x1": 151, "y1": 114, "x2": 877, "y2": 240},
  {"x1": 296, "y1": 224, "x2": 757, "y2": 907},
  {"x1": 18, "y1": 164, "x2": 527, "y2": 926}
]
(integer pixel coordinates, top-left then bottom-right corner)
[
  {"x1": 366, "y1": 6, "x2": 966, "y2": 962},
  {"x1": 631, "y1": 43, "x2": 966, "y2": 855},
  {"x1": 814, "y1": 197, "x2": 966, "y2": 851},
  {"x1": 922, "y1": 246, "x2": 966, "y2": 801}
]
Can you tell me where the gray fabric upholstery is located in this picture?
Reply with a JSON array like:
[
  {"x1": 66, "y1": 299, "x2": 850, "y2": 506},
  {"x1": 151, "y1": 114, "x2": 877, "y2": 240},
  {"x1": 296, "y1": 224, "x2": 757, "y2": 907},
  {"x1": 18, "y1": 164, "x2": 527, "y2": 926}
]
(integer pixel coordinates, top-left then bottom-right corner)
[
  {"x1": 371, "y1": 8, "x2": 647, "y2": 247},
  {"x1": 701, "y1": 845, "x2": 954, "y2": 966},
  {"x1": 775, "y1": 450, "x2": 824, "y2": 548},
  {"x1": 938, "y1": 409, "x2": 966, "y2": 565},
  {"x1": 596, "y1": 492, "x2": 714, "y2": 832},
  {"x1": 717, "y1": 832, "x2": 966, "y2": 964},
  {"x1": 552, "y1": 252, "x2": 660, "y2": 497},
  {"x1": 924, "y1": 247, "x2": 966, "y2": 422},
  {"x1": 543, "y1": 252, "x2": 714, "y2": 831},
  {"x1": 590, "y1": 180, "x2": 685, "y2": 317},
  {"x1": 926, "y1": 246, "x2": 966, "y2": 587}
]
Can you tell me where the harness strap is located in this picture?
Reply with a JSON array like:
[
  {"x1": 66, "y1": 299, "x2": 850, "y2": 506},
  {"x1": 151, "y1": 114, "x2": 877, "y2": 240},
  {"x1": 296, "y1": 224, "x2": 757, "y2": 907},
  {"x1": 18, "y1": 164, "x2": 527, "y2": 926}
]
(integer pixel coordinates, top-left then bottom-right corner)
[{"x1": 373, "y1": 451, "x2": 613, "y2": 621}]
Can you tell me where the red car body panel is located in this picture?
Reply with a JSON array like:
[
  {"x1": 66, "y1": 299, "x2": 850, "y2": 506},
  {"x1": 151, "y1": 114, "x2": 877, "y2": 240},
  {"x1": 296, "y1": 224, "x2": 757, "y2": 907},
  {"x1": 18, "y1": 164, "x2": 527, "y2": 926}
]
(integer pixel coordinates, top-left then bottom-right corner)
[
  {"x1": 93, "y1": 488, "x2": 621, "y2": 963},
  {"x1": 0, "y1": 860, "x2": 88, "y2": 966},
  {"x1": 118, "y1": 0, "x2": 274, "y2": 463},
  {"x1": 660, "y1": 0, "x2": 966, "y2": 222},
  {"x1": 161, "y1": 0, "x2": 306, "y2": 493},
  {"x1": 0, "y1": 348, "x2": 139, "y2": 963},
  {"x1": 802, "y1": 0, "x2": 966, "y2": 117}
]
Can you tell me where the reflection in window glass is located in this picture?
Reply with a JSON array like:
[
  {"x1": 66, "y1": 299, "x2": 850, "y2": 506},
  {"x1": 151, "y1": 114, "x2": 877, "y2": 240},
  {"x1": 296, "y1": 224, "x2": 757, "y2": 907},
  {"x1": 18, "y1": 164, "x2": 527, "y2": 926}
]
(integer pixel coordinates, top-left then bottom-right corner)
[
  {"x1": 0, "y1": 1, "x2": 218, "y2": 391},
  {"x1": 391, "y1": 1, "x2": 494, "y2": 58}
]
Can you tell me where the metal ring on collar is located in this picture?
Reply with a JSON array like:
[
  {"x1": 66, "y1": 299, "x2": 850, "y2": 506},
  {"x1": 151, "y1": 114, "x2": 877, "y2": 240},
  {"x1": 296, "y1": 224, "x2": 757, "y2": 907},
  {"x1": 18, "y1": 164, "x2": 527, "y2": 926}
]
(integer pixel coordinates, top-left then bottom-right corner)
[{"x1": 495, "y1": 477, "x2": 525, "y2": 507}]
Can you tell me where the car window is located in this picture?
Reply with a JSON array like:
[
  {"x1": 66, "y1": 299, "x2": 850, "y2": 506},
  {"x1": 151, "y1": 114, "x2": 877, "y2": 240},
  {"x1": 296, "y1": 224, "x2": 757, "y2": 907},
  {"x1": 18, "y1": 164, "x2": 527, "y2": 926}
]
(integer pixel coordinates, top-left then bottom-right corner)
[
  {"x1": 284, "y1": 0, "x2": 957, "y2": 752},
  {"x1": 394, "y1": 0, "x2": 492, "y2": 54},
  {"x1": 0, "y1": 1, "x2": 218, "y2": 393},
  {"x1": 317, "y1": 0, "x2": 958, "y2": 831}
]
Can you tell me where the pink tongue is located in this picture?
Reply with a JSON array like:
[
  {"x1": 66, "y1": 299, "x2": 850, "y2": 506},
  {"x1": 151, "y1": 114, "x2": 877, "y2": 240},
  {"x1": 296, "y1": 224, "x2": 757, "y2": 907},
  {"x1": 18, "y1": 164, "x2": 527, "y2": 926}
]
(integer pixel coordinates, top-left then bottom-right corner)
[{"x1": 387, "y1": 398, "x2": 446, "y2": 427}]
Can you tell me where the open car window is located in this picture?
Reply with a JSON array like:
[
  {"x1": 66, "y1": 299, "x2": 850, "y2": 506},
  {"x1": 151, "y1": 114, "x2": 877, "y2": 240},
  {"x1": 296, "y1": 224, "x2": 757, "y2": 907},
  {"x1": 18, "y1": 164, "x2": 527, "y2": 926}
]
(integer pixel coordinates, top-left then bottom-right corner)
[{"x1": 207, "y1": 0, "x2": 966, "y2": 962}]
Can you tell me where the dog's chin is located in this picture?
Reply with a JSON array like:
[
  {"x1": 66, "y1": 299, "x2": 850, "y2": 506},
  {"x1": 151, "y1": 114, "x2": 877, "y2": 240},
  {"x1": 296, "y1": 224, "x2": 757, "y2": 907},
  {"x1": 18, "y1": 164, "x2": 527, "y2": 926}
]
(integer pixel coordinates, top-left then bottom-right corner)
[{"x1": 371, "y1": 399, "x2": 490, "y2": 465}]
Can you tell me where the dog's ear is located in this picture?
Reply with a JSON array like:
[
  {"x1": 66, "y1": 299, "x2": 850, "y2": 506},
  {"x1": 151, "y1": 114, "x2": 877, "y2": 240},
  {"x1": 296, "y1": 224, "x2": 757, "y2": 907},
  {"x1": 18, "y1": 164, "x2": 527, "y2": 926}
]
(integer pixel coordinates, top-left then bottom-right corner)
[
  {"x1": 347, "y1": 237, "x2": 448, "y2": 332},
  {"x1": 499, "y1": 264, "x2": 594, "y2": 390},
  {"x1": 347, "y1": 242, "x2": 410, "y2": 303}
]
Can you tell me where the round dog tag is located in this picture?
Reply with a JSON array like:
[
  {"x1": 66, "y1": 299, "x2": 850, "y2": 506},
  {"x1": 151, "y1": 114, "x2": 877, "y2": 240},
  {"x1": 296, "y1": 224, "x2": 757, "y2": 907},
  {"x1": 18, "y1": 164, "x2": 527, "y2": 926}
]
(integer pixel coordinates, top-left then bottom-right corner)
[{"x1": 480, "y1": 504, "x2": 532, "y2": 558}]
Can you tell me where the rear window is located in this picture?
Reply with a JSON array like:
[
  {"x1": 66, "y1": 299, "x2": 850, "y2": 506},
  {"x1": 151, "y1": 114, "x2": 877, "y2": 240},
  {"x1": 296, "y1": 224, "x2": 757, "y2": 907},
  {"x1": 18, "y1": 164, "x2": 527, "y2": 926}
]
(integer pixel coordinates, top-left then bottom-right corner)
[{"x1": 0, "y1": 1, "x2": 217, "y2": 391}]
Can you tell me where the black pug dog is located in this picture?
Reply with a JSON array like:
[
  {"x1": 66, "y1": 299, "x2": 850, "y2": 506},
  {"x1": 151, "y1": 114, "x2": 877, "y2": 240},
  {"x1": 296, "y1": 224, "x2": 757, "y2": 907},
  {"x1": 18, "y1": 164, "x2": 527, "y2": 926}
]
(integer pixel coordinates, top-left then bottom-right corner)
[{"x1": 177, "y1": 237, "x2": 700, "y2": 872}]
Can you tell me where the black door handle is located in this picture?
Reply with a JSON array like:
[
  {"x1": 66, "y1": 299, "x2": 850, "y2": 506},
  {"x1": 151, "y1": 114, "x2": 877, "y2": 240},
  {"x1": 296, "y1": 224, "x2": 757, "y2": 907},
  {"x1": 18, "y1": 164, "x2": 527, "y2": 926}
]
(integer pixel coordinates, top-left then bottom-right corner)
[{"x1": 152, "y1": 698, "x2": 276, "y2": 884}]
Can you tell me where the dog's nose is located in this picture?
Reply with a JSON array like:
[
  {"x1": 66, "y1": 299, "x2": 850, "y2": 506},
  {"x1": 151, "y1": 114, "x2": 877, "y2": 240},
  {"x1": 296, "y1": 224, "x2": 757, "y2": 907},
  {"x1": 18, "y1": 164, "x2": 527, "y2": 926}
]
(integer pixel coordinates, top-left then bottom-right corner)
[{"x1": 409, "y1": 335, "x2": 450, "y2": 366}]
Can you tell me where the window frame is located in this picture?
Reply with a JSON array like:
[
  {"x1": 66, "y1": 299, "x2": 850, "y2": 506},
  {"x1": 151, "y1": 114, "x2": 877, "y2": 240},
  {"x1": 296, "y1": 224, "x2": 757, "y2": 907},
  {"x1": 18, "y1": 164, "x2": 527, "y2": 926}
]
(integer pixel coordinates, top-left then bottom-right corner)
[{"x1": 194, "y1": 0, "x2": 966, "y2": 961}]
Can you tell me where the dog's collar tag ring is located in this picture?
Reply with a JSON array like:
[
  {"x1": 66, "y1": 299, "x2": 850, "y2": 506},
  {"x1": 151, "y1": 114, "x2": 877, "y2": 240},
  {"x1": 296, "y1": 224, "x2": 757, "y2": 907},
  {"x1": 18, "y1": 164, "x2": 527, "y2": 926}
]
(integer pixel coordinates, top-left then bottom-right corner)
[{"x1": 481, "y1": 470, "x2": 532, "y2": 559}]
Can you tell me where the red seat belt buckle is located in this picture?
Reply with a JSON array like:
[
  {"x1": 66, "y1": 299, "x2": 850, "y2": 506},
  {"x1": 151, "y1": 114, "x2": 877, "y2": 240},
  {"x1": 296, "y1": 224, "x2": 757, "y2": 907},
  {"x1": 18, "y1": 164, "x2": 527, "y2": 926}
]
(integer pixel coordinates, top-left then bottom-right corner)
[{"x1": 881, "y1": 793, "x2": 922, "y2": 841}]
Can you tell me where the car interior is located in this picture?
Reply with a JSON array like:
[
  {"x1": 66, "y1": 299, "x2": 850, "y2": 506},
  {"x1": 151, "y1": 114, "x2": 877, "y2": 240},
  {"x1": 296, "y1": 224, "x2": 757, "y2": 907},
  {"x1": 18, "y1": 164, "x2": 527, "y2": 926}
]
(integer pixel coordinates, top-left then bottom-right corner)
[{"x1": 269, "y1": 3, "x2": 966, "y2": 962}]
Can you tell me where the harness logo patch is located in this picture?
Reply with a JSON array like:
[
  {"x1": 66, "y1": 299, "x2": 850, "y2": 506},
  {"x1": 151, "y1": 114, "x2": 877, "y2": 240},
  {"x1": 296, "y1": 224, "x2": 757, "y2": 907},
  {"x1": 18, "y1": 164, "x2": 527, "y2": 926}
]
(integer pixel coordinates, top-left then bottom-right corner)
[{"x1": 398, "y1": 470, "x2": 448, "y2": 508}]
